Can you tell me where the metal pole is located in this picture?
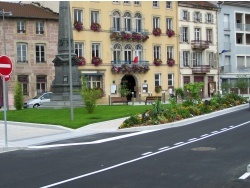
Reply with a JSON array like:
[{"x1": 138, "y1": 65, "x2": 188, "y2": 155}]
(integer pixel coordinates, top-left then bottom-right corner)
[{"x1": 68, "y1": 3, "x2": 74, "y2": 121}]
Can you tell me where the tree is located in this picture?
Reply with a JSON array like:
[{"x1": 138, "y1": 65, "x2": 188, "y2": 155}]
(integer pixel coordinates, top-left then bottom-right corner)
[
  {"x1": 118, "y1": 83, "x2": 131, "y2": 97},
  {"x1": 184, "y1": 82, "x2": 204, "y2": 104},
  {"x1": 234, "y1": 75, "x2": 249, "y2": 95},
  {"x1": 221, "y1": 82, "x2": 233, "y2": 94},
  {"x1": 14, "y1": 82, "x2": 24, "y2": 110}
]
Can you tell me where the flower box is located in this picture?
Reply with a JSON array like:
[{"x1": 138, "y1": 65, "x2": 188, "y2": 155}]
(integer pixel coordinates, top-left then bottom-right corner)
[
  {"x1": 111, "y1": 64, "x2": 150, "y2": 74},
  {"x1": 152, "y1": 28, "x2": 162, "y2": 37},
  {"x1": 91, "y1": 22, "x2": 101, "y2": 32},
  {"x1": 77, "y1": 56, "x2": 86, "y2": 66},
  {"x1": 167, "y1": 58, "x2": 175, "y2": 67},
  {"x1": 73, "y1": 21, "x2": 83, "y2": 32},
  {"x1": 166, "y1": 29, "x2": 175, "y2": 37},
  {"x1": 153, "y1": 59, "x2": 162, "y2": 66},
  {"x1": 91, "y1": 57, "x2": 102, "y2": 66}
]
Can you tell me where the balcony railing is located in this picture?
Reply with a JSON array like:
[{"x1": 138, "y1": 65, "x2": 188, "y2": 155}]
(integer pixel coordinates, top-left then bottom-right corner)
[
  {"x1": 111, "y1": 60, "x2": 149, "y2": 66},
  {"x1": 191, "y1": 40, "x2": 209, "y2": 50},
  {"x1": 111, "y1": 61, "x2": 150, "y2": 74},
  {"x1": 110, "y1": 27, "x2": 149, "y2": 35},
  {"x1": 192, "y1": 65, "x2": 210, "y2": 73},
  {"x1": 235, "y1": 23, "x2": 250, "y2": 31}
]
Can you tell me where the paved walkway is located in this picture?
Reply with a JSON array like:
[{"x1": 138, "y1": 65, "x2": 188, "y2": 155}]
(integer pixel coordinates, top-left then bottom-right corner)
[{"x1": 0, "y1": 103, "x2": 248, "y2": 153}]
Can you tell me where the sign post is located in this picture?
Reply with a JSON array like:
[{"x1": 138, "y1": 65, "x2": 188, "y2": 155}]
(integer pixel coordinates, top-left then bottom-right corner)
[{"x1": 0, "y1": 55, "x2": 13, "y2": 147}]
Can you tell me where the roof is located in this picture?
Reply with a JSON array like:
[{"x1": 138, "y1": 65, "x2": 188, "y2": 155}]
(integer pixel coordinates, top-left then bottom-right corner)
[
  {"x1": 178, "y1": 1, "x2": 219, "y2": 10},
  {"x1": 0, "y1": 1, "x2": 58, "y2": 20}
]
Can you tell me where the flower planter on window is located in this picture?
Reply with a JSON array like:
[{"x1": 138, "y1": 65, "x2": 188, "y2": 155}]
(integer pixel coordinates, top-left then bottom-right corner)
[
  {"x1": 166, "y1": 29, "x2": 175, "y2": 37},
  {"x1": 152, "y1": 28, "x2": 161, "y2": 37},
  {"x1": 167, "y1": 58, "x2": 175, "y2": 67},
  {"x1": 155, "y1": 86, "x2": 162, "y2": 93},
  {"x1": 77, "y1": 56, "x2": 86, "y2": 66},
  {"x1": 91, "y1": 57, "x2": 102, "y2": 66},
  {"x1": 111, "y1": 64, "x2": 150, "y2": 74},
  {"x1": 153, "y1": 59, "x2": 162, "y2": 66},
  {"x1": 73, "y1": 21, "x2": 83, "y2": 32},
  {"x1": 91, "y1": 23, "x2": 101, "y2": 32}
]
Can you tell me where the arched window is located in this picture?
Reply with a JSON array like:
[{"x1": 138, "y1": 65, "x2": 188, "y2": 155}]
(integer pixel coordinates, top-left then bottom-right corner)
[
  {"x1": 134, "y1": 13, "x2": 142, "y2": 33},
  {"x1": 124, "y1": 12, "x2": 131, "y2": 32},
  {"x1": 113, "y1": 11, "x2": 120, "y2": 32},
  {"x1": 135, "y1": 44, "x2": 143, "y2": 64},
  {"x1": 113, "y1": 44, "x2": 122, "y2": 64},
  {"x1": 124, "y1": 44, "x2": 132, "y2": 64}
]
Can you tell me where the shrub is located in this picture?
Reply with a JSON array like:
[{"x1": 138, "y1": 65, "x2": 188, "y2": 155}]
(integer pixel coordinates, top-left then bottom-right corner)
[{"x1": 14, "y1": 82, "x2": 24, "y2": 110}]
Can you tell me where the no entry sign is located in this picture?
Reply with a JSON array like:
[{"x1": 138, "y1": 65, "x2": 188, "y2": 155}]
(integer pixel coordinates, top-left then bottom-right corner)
[{"x1": 0, "y1": 55, "x2": 12, "y2": 76}]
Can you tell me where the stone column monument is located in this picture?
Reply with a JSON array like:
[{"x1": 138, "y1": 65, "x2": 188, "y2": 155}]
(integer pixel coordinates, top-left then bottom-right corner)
[{"x1": 42, "y1": 1, "x2": 83, "y2": 108}]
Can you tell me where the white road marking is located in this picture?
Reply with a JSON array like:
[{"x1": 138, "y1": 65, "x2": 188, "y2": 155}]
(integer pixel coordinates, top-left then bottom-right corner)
[
  {"x1": 221, "y1": 128, "x2": 228, "y2": 131},
  {"x1": 141, "y1": 152, "x2": 153, "y2": 156},
  {"x1": 174, "y1": 142, "x2": 184, "y2": 145},
  {"x1": 200, "y1": 134, "x2": 209, "y2": 137},
  {"x1": 0, "y1": 64, "x2": 11, "y2": 68},
  {"x1": 188, "y1": 138, "x2": 197, "y2": 141},
  {"x1": 40, "y1": 120, "x2": 250, "y2": 188},
  {"x1": 158, "y1": 146, "x2": 169, "y2": 150},
  {"x1": 229, "y1": 125, "x2": 235, "y2": 128},
  {"x1": 211, "y1": 131, "x2": 219, "y2": 134},
  {"x1": 239, "y1": 172, "x2": 250, "y2": 179}
]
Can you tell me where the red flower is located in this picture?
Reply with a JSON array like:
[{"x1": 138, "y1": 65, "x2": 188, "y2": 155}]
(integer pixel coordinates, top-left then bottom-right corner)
[
  {"x1": 91, "y1": 57, "x2": 102, "y2": 66},
  {"x1": 153, "y1": 28, "x2": 162, "y2": 36},
  {"x1": 73, "y1": 21, "x2": 83, "y2": 32},
  {"x1": 91, "y1": 23, "x2": 101, "y2": 32}
]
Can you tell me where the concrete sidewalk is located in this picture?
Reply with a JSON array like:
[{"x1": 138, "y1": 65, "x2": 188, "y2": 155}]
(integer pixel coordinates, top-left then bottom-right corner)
[{"x1": 0, "y1": 103, "x2": 248, "y2": 153}]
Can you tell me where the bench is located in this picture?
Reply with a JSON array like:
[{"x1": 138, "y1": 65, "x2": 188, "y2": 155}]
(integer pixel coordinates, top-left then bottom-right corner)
[
  {"x1": 111, "y1": 97, "x2": 128, "y2": 105},
  {"x1": 145, "y1": 96, "x2": 162, "y2": 105}
]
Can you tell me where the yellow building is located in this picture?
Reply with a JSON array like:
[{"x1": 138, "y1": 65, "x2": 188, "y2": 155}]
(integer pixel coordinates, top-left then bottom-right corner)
[{"x1": 71, "y1": 1, "x2": 180, "y2": 104}]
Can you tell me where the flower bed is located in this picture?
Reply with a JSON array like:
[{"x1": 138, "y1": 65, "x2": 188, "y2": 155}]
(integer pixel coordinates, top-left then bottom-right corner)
[{"x1": 74, "y1": 21, "x2": 83, "y2": 32}]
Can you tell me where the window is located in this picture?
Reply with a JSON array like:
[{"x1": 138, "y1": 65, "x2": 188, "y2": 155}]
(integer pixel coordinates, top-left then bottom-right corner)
[
  {"x1": 113, "y1": 11, "x2": 121, "y2": 32},
  {"x1": 194, "y1": 28, "x2": 200, "y2": 41},
  {"x1": 206, "y1": 13, "x2": 213, "y2": 23},
  {"x1": 183, "y1": 76, "x2": 190, "y2": 84},
  {"x1": 167, "y1": 46, "x2": 174, "y2": 59},
  {"x1": 124, "y1": 12, "x2": 131, "y2": 32},
  {"x1": 208, "y1": 52, "x2": 214, "y2": 67},
  {"x1": 153, "y1": 17, "x2": 160, "y2": 28},
  {"x1": 135, "y1": 44, "x2": 143, "y2": 63},
  {"x1": 84, "y1": 75, "x2": 102, "y2": 89},
  {"x1": 17, "y1": 21, "x2": 25, "y2": 33},
  {"x1": 246, "y1": 56, "x2": 250, "y2": 67},
  {"x1": 166, "y1": 18, "x2": 173, "y2": 30},
  {"x1": 91, "y1": 11, "x2": 99, "y2": 23},
  {"x1": 155, "y1": 73, "x2": 161, "y2": 87},
  {"x1": 124, "y1": 1, "x2": 130, "y2": 5},
  {"x1": 154, "y1": 45, "x2": 161, "y2": 59},
  {"x1": 18, "y1": 75, "x2": 28, "y2": 95},
  {"x1": 36, "y1": 21, "x2": 44, "y2": 34},
  {"x1": 223, "y1": 14, "x2": 230, "y2": 30},
  {"x1": 182, "y1": 10, "x2": 189, "y2": 21},
  {"x1": 206, "y1": 29, "x2": 212, "y2": 43},
  {"x1": 168, "y1": 74, "x2": 174, "y2": 86},
  {"x1": 92, "y1": 43, "x2": 100, "y2": 57},
  {"x1": 183, "y1": 51, "x2": 189, "y2": 67},
  {"x1": 153, "y1": 1, "x2": 159, "y2": 8},
  {"x1": 124, "y1": 44, "x2": 132, "y2": 64},
  {"x1": 36, "y1": 44, "x2": 46, "y2": 63},
  {"x1": 193, "y1": 12, "x2": 201, "y2": 22},
  {"x1": 17, "y1": 43, "x2": 28, "y2": 63},
  {"x1": 192, "y1": 52, "x2": 202, "y2": 66},
  {"x1": 74, "y1": 9, "x2": 83, "y2": 22},
  {"x1": 237, "y1": 56, "x2": 245, "y2": 68},
  {"x1": 75, "y1": 42, "x2": 84, "y2": 57},
  {"x1": 135, "y1": 13, "x2": 142, "y2": 33},
  {"x1": 166, "y1": 1, "x2": 172, "y2": 9},
  {"x1": 113, "y1": 44, "x2": 122, "y2": 64},
  {"x1": 36, "y1": 75, "x2": 47, "y2": 94},
  {"x1": 134, "y1": 1, "x2": 140, "y2": 5},
  {"x1": 236, "y1": 33, "x2": 243, "y2": 44},
  {"x1": 182, "y1": 27, "x2": 188, "y2": 42}
]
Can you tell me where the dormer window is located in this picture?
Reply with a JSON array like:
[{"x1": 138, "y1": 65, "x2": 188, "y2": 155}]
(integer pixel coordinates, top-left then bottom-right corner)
[
  {"x1": 182, "y1": 10, "x2": 189, "y2": 21},
  {"x1": 17, "y1": 20, "x2": 26, "y2": 34}
]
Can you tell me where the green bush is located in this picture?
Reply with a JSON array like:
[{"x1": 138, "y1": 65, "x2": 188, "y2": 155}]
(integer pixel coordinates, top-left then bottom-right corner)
[{"x1": 14, "y1": 82, "x2": 24, "y2": 110}]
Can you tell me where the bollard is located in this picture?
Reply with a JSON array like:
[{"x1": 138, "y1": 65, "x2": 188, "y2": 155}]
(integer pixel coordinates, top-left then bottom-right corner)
[
  {"x1": 132, "y1": 92, "x2": 134, "y2": 105},
  {"x1": 139, "y1": 92, "x2": 141, "y2": 104}
]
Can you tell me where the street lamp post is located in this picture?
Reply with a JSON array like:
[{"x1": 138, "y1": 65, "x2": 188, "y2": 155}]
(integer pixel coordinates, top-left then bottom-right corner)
[{"x1": 0, "y1": 9, "x2": 12, "y2": 147}]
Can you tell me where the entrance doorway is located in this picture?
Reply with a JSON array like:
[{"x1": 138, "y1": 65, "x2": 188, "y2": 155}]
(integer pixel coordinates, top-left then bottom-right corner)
[{"x1": 121, "y1": 75, "x2": 136, "y2": 101}]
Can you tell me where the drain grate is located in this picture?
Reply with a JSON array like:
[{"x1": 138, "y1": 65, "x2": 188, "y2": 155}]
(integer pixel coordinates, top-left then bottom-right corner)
[{"x1": 191, "y1": 147, "x2": 217, "y2": 151}]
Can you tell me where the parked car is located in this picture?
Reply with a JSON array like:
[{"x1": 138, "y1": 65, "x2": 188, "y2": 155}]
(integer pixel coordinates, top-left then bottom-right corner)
[{"x1": 23, "y1": 92, "x2": 52, "y2": 108}]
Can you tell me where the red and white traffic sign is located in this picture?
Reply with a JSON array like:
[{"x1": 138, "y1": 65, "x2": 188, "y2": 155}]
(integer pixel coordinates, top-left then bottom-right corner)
[{"x1": 0, "y1": 55, "x2": 12, "y2": 76}]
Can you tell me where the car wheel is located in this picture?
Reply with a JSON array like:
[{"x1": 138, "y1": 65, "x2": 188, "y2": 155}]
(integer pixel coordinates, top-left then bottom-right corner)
[{"x1": 33, "y1": 104, "x2": 40, "y2": 108}]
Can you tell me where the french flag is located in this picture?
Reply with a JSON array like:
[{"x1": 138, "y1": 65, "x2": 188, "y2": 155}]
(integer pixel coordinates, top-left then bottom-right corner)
[{"x1": 134, "y1": 50, "x2": 139, "y2": 63}]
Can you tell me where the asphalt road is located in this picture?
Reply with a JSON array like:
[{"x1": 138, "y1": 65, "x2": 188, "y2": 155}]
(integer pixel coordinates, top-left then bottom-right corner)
[{"x1": 0, "y1": 108, "x2": 250, "y2": 188}]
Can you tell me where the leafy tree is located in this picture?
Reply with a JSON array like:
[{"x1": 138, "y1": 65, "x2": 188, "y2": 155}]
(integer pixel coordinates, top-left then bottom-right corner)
[
  {"x1": 221, "y1": 82, "x2": 233, "y2": 94},
  {"x1": 118, "y1": 83, "x2": 131, "y2": 97},
  {"x1": 184, "y1": 82, "x2": 204, "y2": 104},
  {"x1": 234, "y1": 75, "x2": 249, "y2": 95},
  {"x1": 14, "y1": 82, "x2": 24, "y2": 110}
]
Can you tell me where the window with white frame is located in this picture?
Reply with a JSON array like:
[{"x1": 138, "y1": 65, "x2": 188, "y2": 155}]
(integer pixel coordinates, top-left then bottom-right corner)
[
  {"x1": 92, "y1": 43, "x2": 101, "y2": 58},
  {"x1": 17, "y1": 43, "x2": 28, "y2": 63},
  {"x1": 135, "y1": 13, "x2": 142, "y2": 32},
  {"x1": 113, "y1": 43, "x2": 122, "y2": 64},
  {"x1": 206, "y1": 13, "x2": 213, "y2": 23},
  {"x1": 208, "y1": 52, "x2": 214, "y2": 67},
  {"x1": 206, "y1": 29, "x2": 212, "y2": 43},
  {"x1": 124, "y1": 44, "x2": 132, "y2": 64},
  {"x1": 166, "y1": 1, "x2": 172, "y2": 9},
  {"x1": 113, "y1": 11, "x2": 121, "y2": 32},
  {"x1": 84, "y1": 75, "x2": 102, "y2": 89},
  {"x1": 192, "y1": 52, "x2": 202, "y2": 66},
  {"x1": 74, "y1": 9, "x2": 83, "y2": 22},
  {"x1": 155, "y1": 73, "x2": 161, "y2": 87},
  {"x1": 182, "y1": 10, "x2": 189, "y2": 21},
  {"x1": 194, "y1": 28, "x2": 201, "y2": 41},
  {"x1": 168, "y1": 73, "x2": 174, "y2": 86},
  {"x1": 183, "y1": 51, "x2": 189, "y2": 67},
  {"x1": 167, "y1": 46, "x2": 174, "y2": 59},
  {"x1": 36, "y1": 44, "x2": 46, "y2": 63},
  {"x1": 91, "y1": 11, "x2": 99, "y2": 23},
  {"x1": 153, "y1": 1, "x2": 159, "y2": 8},
  {"x1": 18, "y1": 75, "x2": 29, "y2": 95},
  {"x1": 17, "y1": 20, "x2": 26, "y2": 33},
  {"x1": 166, "y1": 18, "x2": 173, "y2": 30},
  {"x1": 124, "y1": 12, "x2": 131, "y2": 32},
  {"x1": 154, "y1": 45, "x2": 161, "y2": 59},
  {"x1": 36, "y1": 21, "x2": 44, "y2": 34},
  {"x1": 193, "y1": 12, "x2": 201, "y2": 22},
  {"x1": 153, "y1": 16, "x2": 160, "y2": 29},
  {"x1": 36, "y1": 75, "x2": 47, "y2": 94},
  {"x1": 182, "y1": 27, "x2": 188, "y2": 42},
  {"x1": 135, "y1": 44, "x2": 143, "y2": 63},
  {"x1": 75, "y1": 42, "x2": 84, "y2": 57},
  {"x1": 134, "y1": 1, "x2": 140, "y2": 5}
]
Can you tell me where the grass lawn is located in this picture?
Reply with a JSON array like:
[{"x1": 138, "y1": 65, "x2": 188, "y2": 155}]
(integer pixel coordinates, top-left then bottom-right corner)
[{"x1": 0, "y1": 104, "x2": 166, "y2": 129}]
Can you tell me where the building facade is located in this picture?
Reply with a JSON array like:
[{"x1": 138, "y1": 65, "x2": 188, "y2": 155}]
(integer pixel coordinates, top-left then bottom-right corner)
[
  {"x1": 0, "y1": 2, "x2": 59, "y2": 107},
  {"x1": 178, "y1": 1, "x2": 219, "y2": 98},
  {"x1": 217, "y1": 1, "x2": 250, "y2": 95}
]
